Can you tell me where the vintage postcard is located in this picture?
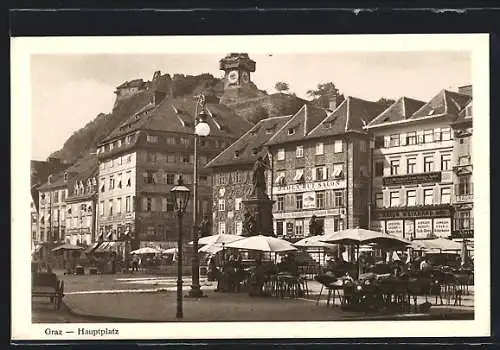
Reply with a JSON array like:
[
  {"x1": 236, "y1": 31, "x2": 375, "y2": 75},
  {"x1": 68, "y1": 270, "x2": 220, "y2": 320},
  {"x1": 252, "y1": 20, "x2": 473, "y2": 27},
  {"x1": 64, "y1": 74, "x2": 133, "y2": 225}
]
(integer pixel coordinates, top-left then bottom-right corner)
[{"x1": 11, "y1": 34, "x2": 490, "y2": 340}]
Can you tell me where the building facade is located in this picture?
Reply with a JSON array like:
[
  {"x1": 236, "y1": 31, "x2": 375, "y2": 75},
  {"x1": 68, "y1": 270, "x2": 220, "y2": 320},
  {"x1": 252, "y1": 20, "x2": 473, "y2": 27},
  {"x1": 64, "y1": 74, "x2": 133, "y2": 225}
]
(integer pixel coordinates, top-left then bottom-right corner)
[
  {"x1": 366, "y1": 90, "x2": 472, "y2": 240},
  {"x1": 37, "y1": 174, "x2": 68, "y2": 245},
  {"x1": 451, "y1": 86, "x2": 473, "y2": 245},
  {"x1": 266, "y1": 98, "x2": 385, "y2": 241},
  {"x1": 97, "y1": 72, "x2": 253, "y2": 248},
  {"x1": 206, "y1": 115, "x2": 291, "y2": 236}
]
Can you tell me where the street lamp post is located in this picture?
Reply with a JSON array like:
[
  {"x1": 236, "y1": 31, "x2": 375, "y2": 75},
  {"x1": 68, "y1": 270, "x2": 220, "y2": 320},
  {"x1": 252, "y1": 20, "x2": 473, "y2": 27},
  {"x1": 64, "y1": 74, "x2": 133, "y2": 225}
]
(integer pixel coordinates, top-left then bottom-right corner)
[
  {"x1": 188, "y1": 94, "x2": 211, "y2": 298},
  {"x1": 170, "y1": 176, "x2": 191, "y2": 319}
]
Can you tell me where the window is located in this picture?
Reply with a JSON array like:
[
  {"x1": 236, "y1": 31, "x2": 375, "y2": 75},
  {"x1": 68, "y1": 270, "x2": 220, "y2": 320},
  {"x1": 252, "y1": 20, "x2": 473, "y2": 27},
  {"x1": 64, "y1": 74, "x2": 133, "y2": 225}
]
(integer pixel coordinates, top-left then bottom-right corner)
[
  {"x1": 100, "y1": 178, "x2": 106, "y2": 192},
  {"x1": 375, "y1": 193, "x2": 383, "y2": 208},
  {"x1": 288, "y1": 127, "x2": 295, "y2": 136},
  {"x1": 407, "y1": 132, "x2": 417, "y2": 145},
  {"x1": 441, "y1": 187, "x2": 451, "y2": 204},
  {"x1": 441, "y1": 127, "x2": 452, "y2": 141},
  {"x1": 359, "y1": 140, "x2": 367, "y2": 152},
  {"x1": 146, "y1": 197, "x2": 153, "y2": 212},
  {"x1": 455, "y1": 210, "x2": 472, "y2": 230},
  {"x1": 109, "y1": 176, "x2": 115, "y2": 190},
  {"x1": 316, "y1": 191, "x2": 325, "y2": 209},
  {"x1": 144, "y1": 171, "x2": 155, "y2": 184},
  {"x1": 161, "y1": 197, "x2": 167, "y2": 212},
  {"x1": 441, "y1": 154, "x2": 451, "y2": 171},
  {"x1": 218, "y1": 222, "x2": 226, "y2": 235},
  {"x1": 423, "y1": 189, "x2": 434, "y2": 205},
  {"x1": 167, "y1": 137, "x2": 176, "y2": 145},
  {"x1": 424, "y1": 130, "x2": 434, "y2": 143},
  {"x1": 406, "y1": 190, "x2": 416, "y2": 206},
  {"x1": 295, "y1": 194, "x2": 303, "y2": 210},
  {"x1": 147, "y1": 152, "x2": 156, "y2": 163},
  {"x1": 108, "y1": 199, "x2": 113, "y2": 216},
  {"x1": 181, "y1": 155, "x2": 190, "y2": 164},
  {"x1": 276, "y1": 195, "x2": 284, "y2": 211},
  {"x1": 334, "y1": 191, "x2": 344, "y2": 207},
  {"x1": 294, "y1": 169, "x2": 304, "y2": 182},
  {"x1": 333, "y1": 216, "x2": 343, "y2": 231},
  {"x1": 457, "y1": 175, "x2": 473, "y2": 195},
  {"x1": 334, "y1": 140, "x2": 343, "y2": 153},
  {"x1": 296, "y1": 145, "x2": 304, "y2": 158},
  {"x1": 390, "y1": 134, "x2": 400, "y2": 147},
  {"x1": 375, "y1": 161, "x2": 384, "y2": 177},
  {"x1": 315, "y1": 142, "x2": 324, "y2": 155},
  {"x1": 235, "y1": 221, "x2": 243, "y2": 236},
  {"x1": 147, "y1": 134, "x2": 158, "y2": 143},
  {"x1": 276, "y1": 220, "x2": 284, "y2": 236},
  {"x1": 217, "y1": 174, "x2": 226, "y2": 185},
  {"x1": 116, "y1": 198, "x2": 122, "y2": 213},
  {"x1": 407, "y1": 158, "x2": 416, "y2": 174},
  {"x1": 333, "y1": 164, "x2": 343, "y2": 178},
  {"x1": 218, "y1": 199, "x2": 225, "y2": 212},
  {"x1": 277, "y1": 148, "x2": 285, "y2": 161},
  {"x1": 167, "y1": 154, "x2": 176, "y2": 163},
  {"x1": 295, "y1": 219, "x2": 304, "y2": 236},
  {"x1": 125, "y1": 196, "x2": 131, "y2": 212},
  {"x1": 315, "y1": 166, "x2": 326, "y2": 181},
  {"x1": 390, "y1": 192, "x2": 399, "y2": 207},
  {"x1": 359, "y1": 165, "x2": 368, "y2": 177},
  {"x1": 126, "y1": 171, "x2": 132, "y2": 187},
  {"x1": 180, "y1": 137, "x2": 190, "y2": 146},
  {"x1": 424, "y1": 156, "x2": 434, "y2": 172},
  {"x1": 375, "y1": 136, "x2": 384, "y2": 148},
  {"x1": 167, "y1": 197, "x2": 174, "y2": 212},
  {"x1": 434, "y1": 128, "x2": 442, "y2": 141},
  {"x1": 235, "y1": 198, "x2": 242, "y2": 211},
  {"x1": 99, "y1": 201, "x2": 104, "y2": 216},
  {"x1": 390, "y1": 160, "x2": 400, "y2": 175}
]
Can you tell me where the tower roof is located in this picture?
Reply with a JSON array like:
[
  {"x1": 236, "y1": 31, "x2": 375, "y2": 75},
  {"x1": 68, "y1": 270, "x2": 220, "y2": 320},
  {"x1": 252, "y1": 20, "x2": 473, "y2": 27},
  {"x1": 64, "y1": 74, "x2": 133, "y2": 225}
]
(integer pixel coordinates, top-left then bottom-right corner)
[{"x1": 219, "y1": 53, "x2": 256, "y2": 72}]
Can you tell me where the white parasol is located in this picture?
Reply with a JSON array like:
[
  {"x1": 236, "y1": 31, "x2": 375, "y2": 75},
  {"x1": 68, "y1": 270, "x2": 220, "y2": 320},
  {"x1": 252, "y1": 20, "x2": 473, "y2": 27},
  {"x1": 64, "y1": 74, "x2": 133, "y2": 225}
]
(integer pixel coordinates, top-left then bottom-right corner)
[{"x1": 225, "y1": 235, "x2": 298, "y2": 253}]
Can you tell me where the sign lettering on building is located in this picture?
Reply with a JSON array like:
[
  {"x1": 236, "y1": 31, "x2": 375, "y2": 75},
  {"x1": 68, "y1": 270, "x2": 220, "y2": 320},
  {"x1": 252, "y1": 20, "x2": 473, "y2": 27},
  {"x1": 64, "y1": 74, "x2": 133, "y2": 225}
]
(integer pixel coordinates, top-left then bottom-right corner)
[
  {"x1": 273, "y1": 208, "x2": 341, "y2": 220},
  {"x1": 286, "y1": 222, "x2": 294, "y2": 235},
  {"x1": 273, "y1": 180, "x2": 346, "y2": 195},
  {"x1": 455, "y1": 195, "x2": 473, "y2": 203},
  {"x1": 370, "y1": 220, "x2": 385, "y2": 233},
  {"x1": 415, "y1": 219, "x2": 432, "y2": 239},
  {"x1": 303, "y1": 192, "x2": 316, "y2": 210},
  {"x1": 383, "y1": 172, "x2": 442, "y2": 186},
  {"x1": 433, "y1": 217, "x2": 451, "y2": 237},
  {"x1": 374, "y1": 207, "x2": 451, "y2": 220},
  {"x1": 386, "y1": 220, "x2": 404, "y2": 237}
]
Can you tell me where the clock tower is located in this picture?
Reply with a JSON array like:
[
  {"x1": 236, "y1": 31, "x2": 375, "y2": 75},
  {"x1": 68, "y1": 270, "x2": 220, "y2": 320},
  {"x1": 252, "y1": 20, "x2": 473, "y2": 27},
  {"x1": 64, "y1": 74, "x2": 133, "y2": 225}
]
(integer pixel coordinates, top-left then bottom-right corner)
[{"x1": 219, "y1": 53, "x2": 256, "y2": 91}]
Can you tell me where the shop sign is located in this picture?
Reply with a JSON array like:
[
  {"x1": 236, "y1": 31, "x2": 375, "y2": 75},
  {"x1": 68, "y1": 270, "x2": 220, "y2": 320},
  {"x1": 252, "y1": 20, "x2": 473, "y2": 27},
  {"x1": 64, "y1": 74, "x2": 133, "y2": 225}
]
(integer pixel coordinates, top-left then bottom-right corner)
[
  {"x1": 455, "y1": 194, "x2": 473, "y2": 203},
  {"x1": 383, "y1": 172, "x2": 441, "y2": 186},
  {"x1": 286, "y1": 222, "x2": 294, "y2": 235},
  {"x1": 433, "y1": 217, "x2": 451, "y2": 237},
  {"x1": 386, "y1": 220, "x2": 404, "y2": 237},
  {"x1": 273, "y1": 208, "x2": 341, "y2": 220},
  {"x1": 125, "y1": 213, "x2": 135, "y2": 220},
  {"x1": 303, "y1": 192, "x2": 316, "y2": 210},
  {"x1": 374, "y1": 206, "x2": 451, "y2": 220},
  {"x1": 273, "y1": 180, "x2": 346, "y2": 194},
  {"x1": 370, "y1": 220, "x2": 385, "y2": 233},
  {"x1": 404, "y1": 220, "x2": 415, "y2": 239},
  {"x1": 415, "y1": 219, "x2": 432, "y2": 238}
]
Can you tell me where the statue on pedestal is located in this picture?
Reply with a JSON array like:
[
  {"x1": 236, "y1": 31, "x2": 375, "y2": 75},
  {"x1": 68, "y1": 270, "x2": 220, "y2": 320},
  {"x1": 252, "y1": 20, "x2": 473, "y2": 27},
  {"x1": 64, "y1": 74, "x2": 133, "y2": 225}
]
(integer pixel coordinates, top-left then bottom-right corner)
[
  {"x1": 242, "y1": 209, "x2": 256, "y2": 236},
  {"x1": 251, "y1": 156, "x2": 269, "y2": 198}
]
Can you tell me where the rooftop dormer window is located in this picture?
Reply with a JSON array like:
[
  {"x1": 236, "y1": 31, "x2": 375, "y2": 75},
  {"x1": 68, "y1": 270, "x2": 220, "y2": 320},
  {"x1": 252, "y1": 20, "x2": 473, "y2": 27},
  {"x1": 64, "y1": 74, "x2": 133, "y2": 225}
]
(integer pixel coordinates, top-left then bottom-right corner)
[
  {"x1": 427, "y1": 109, "x2": 435, "y2": 116},
  {"x1": 234, "y1": 150, "x2": 240, "y2": 158},
  {"x1": 323, "y1": 122, "x2": 332, "y2": 129},
  {"x1": 288, "y1": 127, "x2": 296, "y2": 136}
]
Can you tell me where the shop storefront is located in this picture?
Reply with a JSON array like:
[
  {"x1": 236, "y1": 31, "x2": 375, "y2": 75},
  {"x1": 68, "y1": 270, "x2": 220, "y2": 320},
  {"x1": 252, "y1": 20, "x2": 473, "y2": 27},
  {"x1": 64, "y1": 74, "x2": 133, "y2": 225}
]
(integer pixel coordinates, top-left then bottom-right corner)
[{"x1": 371, "y1": 205, "x2": 453, "y2": 240}]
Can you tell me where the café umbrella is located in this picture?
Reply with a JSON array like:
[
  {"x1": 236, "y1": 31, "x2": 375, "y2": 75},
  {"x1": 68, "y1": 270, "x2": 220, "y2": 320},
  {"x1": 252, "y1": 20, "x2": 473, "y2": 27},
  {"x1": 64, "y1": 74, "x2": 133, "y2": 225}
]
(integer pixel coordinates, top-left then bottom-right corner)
[
  {"x1": 130, "y1": 247, "x2": 162, "y2": 255},
  {"x1": 293, "y1": 236, "x2": 336, "y2": 266},
  {"x1": 225, "y1": 235, "x2": 298, "y2": 253},
  {"x1": 319, "y1": 228, "x2": 411, "y2": 277},
  {"x1": 191, "y1": 234, "x2": 244, "y2": 246}
]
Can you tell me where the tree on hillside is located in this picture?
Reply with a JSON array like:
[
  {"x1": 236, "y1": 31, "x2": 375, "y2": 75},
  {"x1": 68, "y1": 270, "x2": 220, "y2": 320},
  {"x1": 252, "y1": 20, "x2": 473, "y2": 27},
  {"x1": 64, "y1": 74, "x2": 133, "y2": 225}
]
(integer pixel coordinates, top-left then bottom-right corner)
[
  {"x1": 274, "y1": 81, "x2": 290, "y2": 93},
  {"x1": 306, "y1": 82, "x2": 345, "y2": 109},
  {"x1": 249, "y1": 105, "x2": 269, "y2": 124},
  {"x1": 376, "y1": 97, "x2": 396, "y2": 109}
]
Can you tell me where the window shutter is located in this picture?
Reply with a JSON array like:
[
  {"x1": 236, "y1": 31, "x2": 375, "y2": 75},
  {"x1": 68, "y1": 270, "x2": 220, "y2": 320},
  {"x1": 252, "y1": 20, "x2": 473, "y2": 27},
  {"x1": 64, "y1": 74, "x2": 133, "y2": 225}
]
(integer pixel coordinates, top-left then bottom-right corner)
[
  {"x1": 400, "y1": 133, "x2": 407, "y2": 146},
  {"x1": 312, "y1": 168, "x2": 316, "y2": 181},
  {"x1": 324, "y1": 166, "x2": 329, "y2": 180}
]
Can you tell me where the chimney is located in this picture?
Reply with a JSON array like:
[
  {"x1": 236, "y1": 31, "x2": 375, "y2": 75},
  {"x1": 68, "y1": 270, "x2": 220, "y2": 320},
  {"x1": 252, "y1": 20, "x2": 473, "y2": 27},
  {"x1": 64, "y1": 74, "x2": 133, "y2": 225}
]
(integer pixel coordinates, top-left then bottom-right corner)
[
  {"x1": 327, "y1": 93, "x2": 341, "y2": 111},
  {"x1": 458, "y1": 85, "x2": 472, "y2": 96}
]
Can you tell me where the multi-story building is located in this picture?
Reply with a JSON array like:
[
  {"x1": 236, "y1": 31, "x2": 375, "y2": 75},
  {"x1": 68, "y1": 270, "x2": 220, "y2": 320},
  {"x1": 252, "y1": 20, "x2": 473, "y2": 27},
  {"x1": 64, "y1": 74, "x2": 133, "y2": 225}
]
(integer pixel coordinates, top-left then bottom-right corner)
[
  {"x1": 206, "y1": 115, "x2": 292, "y2": 236},
  {"x1": 451, "y1": 85, "x2": 473, "y2": 246},
  {"x1": 96, "y1": 76, "x2": 252, "y2": 249},
  {"x1": 366, "y1": 90, "x2": 472, "y2": 240},
  {"x1": 64, "y1": 155, "x2": 98, "y2": 246},
  {"x1": 265, "y1": 97, "x2": 385, "y2": 240}
]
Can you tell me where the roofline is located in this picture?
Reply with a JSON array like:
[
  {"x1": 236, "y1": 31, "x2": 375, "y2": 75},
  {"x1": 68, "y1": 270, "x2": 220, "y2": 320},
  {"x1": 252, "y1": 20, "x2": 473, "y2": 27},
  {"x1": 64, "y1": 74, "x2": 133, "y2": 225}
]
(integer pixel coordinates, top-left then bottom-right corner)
[
  {"x1": 307, "y1": 98, "x2": 347, "y2": 135},
  {"x1": 364, "y1": 112, "x2": 448, "y2": 129},
  {"x1": 265, "y1": 104, "x2": 306, "y2": 145},
  {"x1": 345, "y1": 97, "x2": 351, "y2": 132}
]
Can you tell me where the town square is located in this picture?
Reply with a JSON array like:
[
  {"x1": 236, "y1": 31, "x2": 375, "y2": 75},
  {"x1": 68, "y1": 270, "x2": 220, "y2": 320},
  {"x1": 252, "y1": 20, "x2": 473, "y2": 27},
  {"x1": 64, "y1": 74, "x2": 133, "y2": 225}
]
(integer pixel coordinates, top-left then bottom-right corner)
[{"x1": 20, "y1": 37, "x2": 484, "y2": 332}]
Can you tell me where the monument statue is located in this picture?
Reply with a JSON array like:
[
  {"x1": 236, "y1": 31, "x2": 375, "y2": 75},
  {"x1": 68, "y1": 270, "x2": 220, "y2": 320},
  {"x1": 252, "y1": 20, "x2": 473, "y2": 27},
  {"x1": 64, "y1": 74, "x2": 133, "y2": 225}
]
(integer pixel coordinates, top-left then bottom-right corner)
[{"x1": 251, "y1": 156, "x2": 269, "y2": 197}]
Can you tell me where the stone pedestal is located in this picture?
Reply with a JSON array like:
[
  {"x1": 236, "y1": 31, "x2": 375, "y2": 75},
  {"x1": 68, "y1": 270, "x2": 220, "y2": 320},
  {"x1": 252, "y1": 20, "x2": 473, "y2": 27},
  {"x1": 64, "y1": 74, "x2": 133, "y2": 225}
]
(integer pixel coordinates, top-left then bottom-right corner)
[{"x1": 242, "y1": 193, "x2": 275, "y2": 236}]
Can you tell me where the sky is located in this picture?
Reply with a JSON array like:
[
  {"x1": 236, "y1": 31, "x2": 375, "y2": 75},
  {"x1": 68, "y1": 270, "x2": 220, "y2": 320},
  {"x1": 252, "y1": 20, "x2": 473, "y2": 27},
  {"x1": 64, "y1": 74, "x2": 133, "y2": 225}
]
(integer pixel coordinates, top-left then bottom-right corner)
[{"x1": 30, "y1": 51, "x2": 471, "y2": 161}]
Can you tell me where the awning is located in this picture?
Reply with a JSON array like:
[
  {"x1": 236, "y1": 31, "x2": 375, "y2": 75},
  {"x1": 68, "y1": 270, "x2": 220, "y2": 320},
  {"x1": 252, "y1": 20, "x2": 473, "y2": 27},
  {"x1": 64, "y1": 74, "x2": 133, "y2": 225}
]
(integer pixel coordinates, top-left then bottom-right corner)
[
  {"x1": 85, "y1": 242, "x2": 100, "y2": 253},
  {"x1": 293, "y1": 171, "x2": 304, "y2": 182},
  {"x1": 274, "y1": 174, "x2": 285, "y2": 184},
  {"x1": 94, "y1": 241, "x2": 117, "y2": 253}
]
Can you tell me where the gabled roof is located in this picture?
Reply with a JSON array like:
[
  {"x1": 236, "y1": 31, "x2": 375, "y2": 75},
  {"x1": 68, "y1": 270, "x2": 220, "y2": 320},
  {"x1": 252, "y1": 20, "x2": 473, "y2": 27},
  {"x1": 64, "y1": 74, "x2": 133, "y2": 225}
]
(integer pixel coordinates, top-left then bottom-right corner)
[
  {"x1": 410, "y1": 89, "x2": 471, "y2": 120},
  {"x1": 38, "y1": 153, "x2": 98, "y2": 192},
  {"x1": 265, "y1": 104, "x2": 328, "y2": 146},
  {"x1": 453, "y1": 100, "x2": 473, "y2": 125},
  {"x1": 307, "y1": 97, "x2": 385, "y2": 139},
  {"x1": 206, "y1": 115, "x2": 292, "y2": 168},
  {"x1": 367, "y1": 97, "x2": 426, "y2": 127},
  {"x1": 102, "y1": 96, "x2": 253, "y2": 143}
]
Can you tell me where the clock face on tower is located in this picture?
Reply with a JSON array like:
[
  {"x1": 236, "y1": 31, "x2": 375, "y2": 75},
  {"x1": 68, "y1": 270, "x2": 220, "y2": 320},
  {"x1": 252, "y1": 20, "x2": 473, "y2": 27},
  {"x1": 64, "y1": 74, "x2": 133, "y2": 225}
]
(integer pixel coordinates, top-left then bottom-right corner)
[
  {"x1": 241, "y1": 71, "x2": 250, "y2": 84},
  {"x1": 227, "y1": 70, "x2": 239, "y2": 84}
]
